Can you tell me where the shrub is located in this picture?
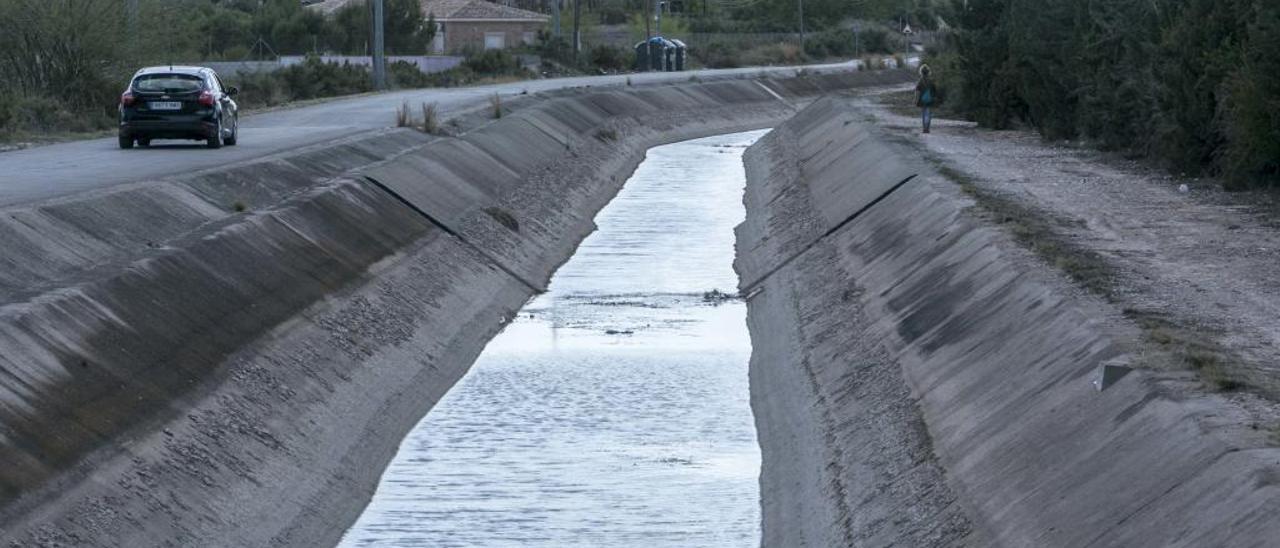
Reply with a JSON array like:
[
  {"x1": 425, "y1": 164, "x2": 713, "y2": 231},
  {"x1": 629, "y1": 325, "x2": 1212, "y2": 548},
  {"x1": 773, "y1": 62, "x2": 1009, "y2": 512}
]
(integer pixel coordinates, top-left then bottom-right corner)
[
  {"x1": 858, "y1": 28, "x2": 893, "y2": 55},
  {"x1": 736, "y1": 42, "x2": 804, "y2": 67},
  {"x1": 227, "y1": 70, "x2": 290, "y2": 109},
  {"x1": 0, "y1": 94, "x2": 114, "y2": 137},
  {"x1": 693, "y1": 40, "x2": 742, "y2": 69},
  {"x1": 803, "y1": 28, "x2": 862, "y2": 59},
  {"x1": 589, "y1": 45, "x2": 629, "y2": 72},
  {"x1": 463, "y1": 49, "x2": 521, "y2": 75},
  {"x1": 275, "y1": 56, "x2": 372, "y2": 101},
  {"x1": 389, "y1": 60, "x2": 433, "y2": 88}
]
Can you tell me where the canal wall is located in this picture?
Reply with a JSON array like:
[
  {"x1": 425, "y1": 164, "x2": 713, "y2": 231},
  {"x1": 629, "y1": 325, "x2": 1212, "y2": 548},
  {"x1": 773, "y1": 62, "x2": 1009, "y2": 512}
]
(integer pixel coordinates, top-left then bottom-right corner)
[
  {"x1": 735, "y1": 97, "x2": 1280, "y2": 546},
  {"x1": 0, "y1": 70, "x2": 912, "y2": 546}
]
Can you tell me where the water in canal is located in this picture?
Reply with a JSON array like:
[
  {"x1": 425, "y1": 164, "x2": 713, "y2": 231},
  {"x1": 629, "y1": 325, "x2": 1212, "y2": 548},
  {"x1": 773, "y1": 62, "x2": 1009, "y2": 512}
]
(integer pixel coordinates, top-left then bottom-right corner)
[{"x1": 339, "y1": 129, "x2": 769, "y2": 547}]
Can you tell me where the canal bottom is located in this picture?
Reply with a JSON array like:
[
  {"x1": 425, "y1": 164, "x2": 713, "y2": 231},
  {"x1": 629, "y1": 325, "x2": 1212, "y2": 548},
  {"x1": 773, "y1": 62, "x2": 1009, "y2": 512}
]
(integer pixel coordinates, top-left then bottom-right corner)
[{"x1": 340, "y1": 129, "x2": 769, "y2": 547}]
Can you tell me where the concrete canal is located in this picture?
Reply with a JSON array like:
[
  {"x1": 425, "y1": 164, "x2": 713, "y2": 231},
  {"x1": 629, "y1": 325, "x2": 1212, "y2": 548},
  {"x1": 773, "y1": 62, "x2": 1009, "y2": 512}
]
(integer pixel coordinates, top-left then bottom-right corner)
[{"x1": 339, "y1": 130, "x2": 769, "y2": 547}]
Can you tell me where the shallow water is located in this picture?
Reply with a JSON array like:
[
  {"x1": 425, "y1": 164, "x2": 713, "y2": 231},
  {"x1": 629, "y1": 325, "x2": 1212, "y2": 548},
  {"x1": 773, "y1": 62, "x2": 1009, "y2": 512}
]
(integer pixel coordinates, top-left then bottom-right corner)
[{"x1": 339, "y1": 130, "x2": 769, "y2": 547}]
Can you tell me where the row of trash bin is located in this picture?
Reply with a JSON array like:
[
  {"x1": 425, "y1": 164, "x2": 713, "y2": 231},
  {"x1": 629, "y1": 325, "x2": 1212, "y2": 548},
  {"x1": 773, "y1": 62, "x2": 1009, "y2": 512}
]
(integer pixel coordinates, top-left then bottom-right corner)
[{"x1": 634, "y1": 37, "x2": 687, "y2": 72}]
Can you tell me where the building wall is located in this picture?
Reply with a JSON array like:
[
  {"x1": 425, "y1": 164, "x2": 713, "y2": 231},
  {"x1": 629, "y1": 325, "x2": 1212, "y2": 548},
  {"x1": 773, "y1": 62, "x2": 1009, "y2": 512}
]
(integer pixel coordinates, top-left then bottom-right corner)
[{"x1": 440, "y1": 21, "x2": 544, "y2": 53}]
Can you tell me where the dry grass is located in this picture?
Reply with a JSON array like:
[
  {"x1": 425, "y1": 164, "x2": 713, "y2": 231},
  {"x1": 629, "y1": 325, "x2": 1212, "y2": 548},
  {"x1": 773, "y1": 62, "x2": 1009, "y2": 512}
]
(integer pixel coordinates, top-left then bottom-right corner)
[
  {"x1": 489, "y1": 93, "x2": 503, "y2": 119},
  {"x1": 421, "y1": 102, "x2": 439, "y2": 134},
  {"x1": 594, "y1": 128, "x2": 618, "y2": 142},
  {"x1": 929, "y1": 156, "x2": 1250, "y2": 392},
  {"x1": 1131, "y1": 313, "x2": 1245, "y2": 391},
  {"x1": 395, "y1": 100, "x2": 412, "y2": 128},
  {"x1": 931, "y1": 161, "x2": 1118, "y2": 298}
]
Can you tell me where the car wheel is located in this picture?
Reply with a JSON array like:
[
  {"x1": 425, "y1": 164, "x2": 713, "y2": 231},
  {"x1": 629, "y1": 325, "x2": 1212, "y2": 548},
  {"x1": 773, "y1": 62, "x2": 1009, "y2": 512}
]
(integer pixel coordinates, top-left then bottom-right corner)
[
  {"x1": 206, "y1": 116, "x2": 224, "y2": 149},
  {"x1": 224, "y1": 115, "x2": 238, "y2": 146},
  {"x1": 118, "y1": 134, "x2": 134, "y2": 149}
]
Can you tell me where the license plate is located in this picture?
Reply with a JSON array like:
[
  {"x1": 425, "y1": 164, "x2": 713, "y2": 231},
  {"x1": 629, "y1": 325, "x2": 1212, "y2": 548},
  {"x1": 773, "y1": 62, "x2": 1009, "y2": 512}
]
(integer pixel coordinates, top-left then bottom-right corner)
[{"x1": 148, "y1": 101, "x2": 182, "y2": 110}]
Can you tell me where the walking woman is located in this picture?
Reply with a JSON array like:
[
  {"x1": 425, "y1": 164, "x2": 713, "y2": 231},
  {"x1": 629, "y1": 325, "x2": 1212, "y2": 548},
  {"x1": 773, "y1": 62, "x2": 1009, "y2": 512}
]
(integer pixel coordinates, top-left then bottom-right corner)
[{"x1": 916, "y1": 64, "x2": 937, "y2": 134}]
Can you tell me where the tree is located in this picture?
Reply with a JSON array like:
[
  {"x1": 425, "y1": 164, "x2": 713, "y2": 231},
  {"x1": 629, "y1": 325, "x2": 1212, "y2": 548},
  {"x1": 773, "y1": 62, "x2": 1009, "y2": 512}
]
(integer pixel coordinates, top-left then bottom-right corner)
[
  {"x1": 0, "y1": 0, "x2": 124, "y2": 107},
  {"x1": 327, "y1": 0, "x2": 436, "y2": 55},
  {"x1": 1224, "y1": 1, "x2": 1280, "y2": 187}
]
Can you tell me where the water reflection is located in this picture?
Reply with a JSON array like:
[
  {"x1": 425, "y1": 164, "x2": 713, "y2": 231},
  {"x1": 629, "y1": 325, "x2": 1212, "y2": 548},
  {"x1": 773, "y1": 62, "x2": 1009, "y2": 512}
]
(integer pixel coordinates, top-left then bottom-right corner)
[{"x1": 340, "y1": 130, "x2": 768, "y2": 547}]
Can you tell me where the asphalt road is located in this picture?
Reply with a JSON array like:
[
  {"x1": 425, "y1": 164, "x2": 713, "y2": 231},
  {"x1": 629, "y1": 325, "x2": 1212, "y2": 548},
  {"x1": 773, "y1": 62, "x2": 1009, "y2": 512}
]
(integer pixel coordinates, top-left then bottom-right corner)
[{"x1": 0, "y1": 62, "x2": 853, "y2": 208}]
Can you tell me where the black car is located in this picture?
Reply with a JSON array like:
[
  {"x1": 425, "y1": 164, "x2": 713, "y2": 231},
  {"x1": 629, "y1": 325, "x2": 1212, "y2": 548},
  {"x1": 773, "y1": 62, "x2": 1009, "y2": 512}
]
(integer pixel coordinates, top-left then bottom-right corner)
[{"x1": 118, "y1": 66, "x2": 239, "y2": 149}]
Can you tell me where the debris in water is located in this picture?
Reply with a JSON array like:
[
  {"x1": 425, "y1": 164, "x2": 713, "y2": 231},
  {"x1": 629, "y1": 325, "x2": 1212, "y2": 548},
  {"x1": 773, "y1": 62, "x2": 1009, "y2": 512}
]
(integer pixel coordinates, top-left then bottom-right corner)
[
  {"x1": 604, "y1": 329, "x2": 635, "y2": 335},
  {"x1": 702, "y1": 289, "x2": 739, "y2": 304}
]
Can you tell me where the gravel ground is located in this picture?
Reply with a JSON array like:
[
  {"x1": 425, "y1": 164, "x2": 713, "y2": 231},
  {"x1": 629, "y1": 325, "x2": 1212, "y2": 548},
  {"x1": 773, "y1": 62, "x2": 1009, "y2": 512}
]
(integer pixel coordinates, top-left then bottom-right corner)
[{"x1": 855, "y1": 88, "x2": 1280, "y2": 420}]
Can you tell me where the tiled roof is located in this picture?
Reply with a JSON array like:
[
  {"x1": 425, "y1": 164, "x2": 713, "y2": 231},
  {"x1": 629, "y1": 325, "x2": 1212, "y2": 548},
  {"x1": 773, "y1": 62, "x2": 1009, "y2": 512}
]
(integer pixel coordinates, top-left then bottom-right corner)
[
  {"x1": 422, "y1": 0, "x2": 549, "y2": 21},
  {"x1": 307, "y1": 0, "x2": 548, "y2": 21}
]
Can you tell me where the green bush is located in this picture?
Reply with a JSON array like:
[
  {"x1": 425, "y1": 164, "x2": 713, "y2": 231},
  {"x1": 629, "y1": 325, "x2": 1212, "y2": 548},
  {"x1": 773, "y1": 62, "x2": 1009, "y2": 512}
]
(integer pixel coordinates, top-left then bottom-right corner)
[
  {"x1": 0, "y1": 94, "x2": 115, "y2": 137},
  {"x1": 223, "y1": 56, "x2": 372, "y2": 110},
  {"x1": 389, "y1": 61, "x2": 433, "y2": 88},
  {"x1": 693, "y1": 40, "x2": 742, "y2": 69},
  {"x1": 275, "y1": 56, "x2": 372, "y2": 101},
  {"x1": 589, "y1": 45, "x2": 630, "y2": 71},
  {"x1": 226, "y1": 71, "x2": 289, "y2": 109},
  {"x1": 803, "y1": 29, "x2": 851, "y2": 59},
  {"x1": 462, "y1": 49, "x2": 522, "y2": 75},
  {"x1": 695, "y1": 41, "x2": 804, "y2": 69},
  {"x1": 858, "y1": 28, "x2": 893, "y2": 55}
]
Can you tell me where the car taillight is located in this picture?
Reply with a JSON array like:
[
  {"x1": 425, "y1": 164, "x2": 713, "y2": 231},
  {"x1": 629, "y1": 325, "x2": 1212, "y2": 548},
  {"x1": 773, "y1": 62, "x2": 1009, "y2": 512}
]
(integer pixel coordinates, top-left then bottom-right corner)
[
  {"x1": 198, "y1": 91, "x2": 215, "y2": 107},
  {"x1": 120, "y1": 92, "x2": 136, "y2": 106}
]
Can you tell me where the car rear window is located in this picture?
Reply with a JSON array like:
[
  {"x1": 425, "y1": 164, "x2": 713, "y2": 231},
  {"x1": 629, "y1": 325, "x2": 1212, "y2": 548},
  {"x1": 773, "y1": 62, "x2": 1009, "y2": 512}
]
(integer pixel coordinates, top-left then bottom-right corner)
[{"x1": 132, "y1": 73, "x2": 204, "y2": 93}]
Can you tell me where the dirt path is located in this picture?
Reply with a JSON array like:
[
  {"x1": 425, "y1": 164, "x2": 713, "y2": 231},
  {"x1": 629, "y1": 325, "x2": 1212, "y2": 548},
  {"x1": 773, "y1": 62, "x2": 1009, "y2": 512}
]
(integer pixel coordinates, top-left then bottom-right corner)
[{"x1": 855, "y1": 88, "x2": 1280, "y2": 410}]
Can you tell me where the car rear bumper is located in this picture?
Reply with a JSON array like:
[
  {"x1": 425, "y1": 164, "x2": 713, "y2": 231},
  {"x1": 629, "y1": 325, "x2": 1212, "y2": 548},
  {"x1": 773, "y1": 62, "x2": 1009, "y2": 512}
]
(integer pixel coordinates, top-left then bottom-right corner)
[{"x1": 120, "y1": 116, "x2": 217, "y2": 140}]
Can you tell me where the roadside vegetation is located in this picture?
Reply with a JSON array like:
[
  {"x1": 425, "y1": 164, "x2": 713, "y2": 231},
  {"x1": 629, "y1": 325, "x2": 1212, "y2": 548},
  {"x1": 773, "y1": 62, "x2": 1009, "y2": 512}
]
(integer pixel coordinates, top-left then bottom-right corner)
[
  {"x1": 934, "y1": 0, "x2": 1280, "y2": 189},
  {"x1": 0, "y1": 0, "x2": 947, "y2": 145},
  {"x1": 0, "y1": 0, "x2": 429, "y2": 144}
]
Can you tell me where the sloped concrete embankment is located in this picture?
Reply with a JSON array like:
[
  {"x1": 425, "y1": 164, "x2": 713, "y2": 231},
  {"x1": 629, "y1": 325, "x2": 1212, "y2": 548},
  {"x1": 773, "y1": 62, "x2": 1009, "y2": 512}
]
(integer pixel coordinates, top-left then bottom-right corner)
[
  {"x1": 735, "y1": 97, "x2": 1280, "y2": 547},
  {"x1": 0, "y1": 71, "x2": 911, "y2": 546}
]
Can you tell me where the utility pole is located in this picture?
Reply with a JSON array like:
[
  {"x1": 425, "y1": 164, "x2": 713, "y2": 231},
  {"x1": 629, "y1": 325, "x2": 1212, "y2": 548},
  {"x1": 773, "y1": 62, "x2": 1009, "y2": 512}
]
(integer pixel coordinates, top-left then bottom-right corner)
[
  {"x1": 553, "y1": 0, "x2": 561, "y2": 38},
  {"x1": 572, "y1": 0, "x2": 581, "y2": 54},
  {"x1": 372, "y1": 0, "x2": 386, "y2": 90},
  {"x1": 797, "y1": 0, "x2": 805, "y2": 54}
]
